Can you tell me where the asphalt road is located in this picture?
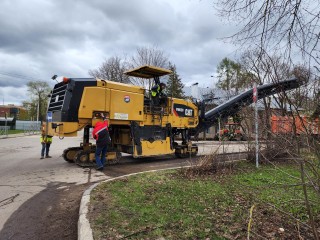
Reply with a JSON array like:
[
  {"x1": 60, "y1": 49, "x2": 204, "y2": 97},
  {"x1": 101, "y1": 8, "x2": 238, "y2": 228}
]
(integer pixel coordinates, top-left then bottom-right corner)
[
  {"x1": 0, "y1": 133, "x2": 248, "y2": 239},
  {"x1": 0, "y1": 134, "x2": 110, "y2": 233}
]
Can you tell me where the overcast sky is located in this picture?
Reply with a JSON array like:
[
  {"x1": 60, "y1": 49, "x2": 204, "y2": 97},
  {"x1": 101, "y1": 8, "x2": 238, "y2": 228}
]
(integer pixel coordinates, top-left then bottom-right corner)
[{"x1": 0, "y1": 0, "x2": 239, "y2": 105}]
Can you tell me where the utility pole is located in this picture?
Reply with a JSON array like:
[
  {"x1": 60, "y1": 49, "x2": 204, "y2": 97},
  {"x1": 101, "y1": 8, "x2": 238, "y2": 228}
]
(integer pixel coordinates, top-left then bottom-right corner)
[
  {"x1": 36, "y1": 100, "x2": 39, "y2": 123},
  {"x1": 4, "y1": 112, "x2": 7, "y2": 135},
  {"x1": 37, "y1": 92, "x2": 41, "y2": 124},
  {"x1": 253, "y1": 83, "x2": 259, "y2": 168}
]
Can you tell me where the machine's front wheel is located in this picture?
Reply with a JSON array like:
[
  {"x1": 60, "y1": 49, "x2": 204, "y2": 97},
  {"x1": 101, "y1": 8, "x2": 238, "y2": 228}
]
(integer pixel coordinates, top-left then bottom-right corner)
[{"x1": 63, "y1": 147, "x2": 81, "y2": 162}]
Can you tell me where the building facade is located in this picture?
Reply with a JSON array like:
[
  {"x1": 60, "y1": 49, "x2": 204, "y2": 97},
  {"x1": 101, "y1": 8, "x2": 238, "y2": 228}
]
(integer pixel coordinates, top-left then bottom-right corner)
[{"x1": 0, "y1": 104, "x2": 28, "y2": 120}]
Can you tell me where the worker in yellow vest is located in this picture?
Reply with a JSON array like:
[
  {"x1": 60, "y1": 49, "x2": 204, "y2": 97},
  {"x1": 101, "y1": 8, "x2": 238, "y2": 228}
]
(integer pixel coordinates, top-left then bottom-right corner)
[
  {"x1": 151, "y1": 82, "x2": 167, "y2": 106},
  {"x1": 40, "y1": 131, "x2": 53, "y2": 159}
]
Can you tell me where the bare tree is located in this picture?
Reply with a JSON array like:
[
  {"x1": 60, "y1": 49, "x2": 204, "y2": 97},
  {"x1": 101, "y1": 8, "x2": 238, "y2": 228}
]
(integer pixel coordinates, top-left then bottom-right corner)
[
  {"x1": 291, "y1": 65, "x2": 319, "y2": 111},
  {"x1": 88, "y1": 47, "x2": 170, "y2": 89},
  {"x1": 88, "y1": 56, "x2": 131, "y2": 84},
  {"x1": 129, "y1": 46, "x2": 170, "y2": 88},
  {"x1": 130, "y1": 46, "x2": 169, "y2": 69},
  {"x1": 240, "y1": 49, "x2": 295, "y2": 110},
  {"x1": 238, "y1": 49, "x2": 306, "y2": 142},
  {"x1": 311, "y1": 79, "x2": 320, "y2": 117},
  {"x1": 214, "y1": 0, "x2": 320, "y2": 70}
]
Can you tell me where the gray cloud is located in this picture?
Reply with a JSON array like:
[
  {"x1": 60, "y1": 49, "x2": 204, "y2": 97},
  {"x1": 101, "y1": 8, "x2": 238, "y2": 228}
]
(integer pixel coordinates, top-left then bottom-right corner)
[{"x1": 0, "y1": 0, "x2": 238, "y2": 105}]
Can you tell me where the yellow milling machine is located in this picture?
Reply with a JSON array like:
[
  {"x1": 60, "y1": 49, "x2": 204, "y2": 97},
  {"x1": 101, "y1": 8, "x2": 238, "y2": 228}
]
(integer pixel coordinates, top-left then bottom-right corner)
[{"x1": 46, "y1": 65, "x2": 199, "y2": 167}]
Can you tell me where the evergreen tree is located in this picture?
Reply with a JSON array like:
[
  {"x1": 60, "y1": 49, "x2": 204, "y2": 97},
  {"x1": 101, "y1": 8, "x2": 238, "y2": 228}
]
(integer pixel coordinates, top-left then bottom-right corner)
[{"x1": 166, "y1": 62, "x2": 185, "y2": 98}]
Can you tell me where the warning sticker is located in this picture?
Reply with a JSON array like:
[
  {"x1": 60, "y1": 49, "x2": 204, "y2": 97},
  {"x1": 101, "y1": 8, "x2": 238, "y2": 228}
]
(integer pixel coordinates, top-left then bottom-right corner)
[{"x1": 114, "y1": 113, "x2": 129, "y2": 120}]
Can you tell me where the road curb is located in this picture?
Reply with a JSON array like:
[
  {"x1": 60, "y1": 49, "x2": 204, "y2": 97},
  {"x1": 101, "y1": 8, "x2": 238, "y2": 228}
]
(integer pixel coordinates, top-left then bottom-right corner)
[
  {"x1": 78, "y1": 182, "x2": 99, "y2": 240},
  {"x1": 77, "y1": 166, "x2": 183, "y2": 240}
]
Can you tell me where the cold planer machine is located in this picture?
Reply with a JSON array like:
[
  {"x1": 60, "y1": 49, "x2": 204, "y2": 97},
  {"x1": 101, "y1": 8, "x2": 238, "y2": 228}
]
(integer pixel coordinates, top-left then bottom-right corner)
[
  {"x1": 46, "y1": 65, "x2": 199, "y2": 167},
  {"x1": 46, "y1": 65, "x2": 303, "y2": 167}
]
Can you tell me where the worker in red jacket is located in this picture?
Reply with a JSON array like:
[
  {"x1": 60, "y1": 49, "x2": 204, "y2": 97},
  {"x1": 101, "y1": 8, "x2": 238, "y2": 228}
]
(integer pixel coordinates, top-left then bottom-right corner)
[{"x1": 92, "y1": 113, "x2": 110, "y2": 170}]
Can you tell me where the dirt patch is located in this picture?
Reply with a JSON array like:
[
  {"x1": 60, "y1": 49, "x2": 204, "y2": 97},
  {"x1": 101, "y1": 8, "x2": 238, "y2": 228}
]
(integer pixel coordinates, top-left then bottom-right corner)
[{"x1": 0, "y1": 182, "x2": 89, "y2": 240}]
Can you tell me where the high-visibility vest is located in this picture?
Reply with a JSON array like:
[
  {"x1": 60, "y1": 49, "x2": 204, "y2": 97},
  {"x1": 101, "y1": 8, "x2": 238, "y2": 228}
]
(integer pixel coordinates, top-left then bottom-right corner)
[
  {"x1": 40, "y1": 135, "x2": 53, "y2": 144},
  {"x1": 151, "y1": 85, "x2": 160, "y2": 97}
]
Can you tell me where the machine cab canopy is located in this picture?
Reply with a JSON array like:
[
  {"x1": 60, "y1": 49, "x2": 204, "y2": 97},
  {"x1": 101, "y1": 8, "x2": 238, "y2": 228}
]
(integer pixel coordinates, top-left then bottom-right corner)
[{"x1": 124, "y1": 65, "x2": 172, "y2": 79}]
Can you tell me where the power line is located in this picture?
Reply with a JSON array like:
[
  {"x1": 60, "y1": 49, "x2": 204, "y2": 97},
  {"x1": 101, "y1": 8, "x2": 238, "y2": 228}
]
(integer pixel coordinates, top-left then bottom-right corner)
[{"x1": 0, "y1": 71, "x2": 46, "y2": 82}]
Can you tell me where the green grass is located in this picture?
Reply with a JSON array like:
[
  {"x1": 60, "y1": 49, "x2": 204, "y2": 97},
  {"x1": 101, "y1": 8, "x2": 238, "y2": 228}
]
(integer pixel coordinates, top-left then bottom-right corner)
[
  {"x1": 0, "y1": 129, "x2": 25, "y2": 135},
  {"x1": 90, "y1": 162, "x2": 320, "y2": 239},
  {"x1": 233, "y1": 164, "x2": 320, "y2": 219},
  {"x1": 8, "y1": 129, "x2": 25, "y2": 134}
]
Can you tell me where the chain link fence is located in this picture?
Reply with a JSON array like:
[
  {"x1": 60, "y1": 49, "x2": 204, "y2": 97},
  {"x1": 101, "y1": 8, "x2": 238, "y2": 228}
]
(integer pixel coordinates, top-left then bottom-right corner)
[
  {"x1": 0, "y1": 126, "x2": 9, "y2": 137},
  {"x1": 14, "y1": 121, "x2": 41, "y2": 136},
  {"x1": 0, "y1": 121, "x2": 41, "y2": 138},
  {"x1": 23, "y1": 123, "x2": 41, "y2": 135}
]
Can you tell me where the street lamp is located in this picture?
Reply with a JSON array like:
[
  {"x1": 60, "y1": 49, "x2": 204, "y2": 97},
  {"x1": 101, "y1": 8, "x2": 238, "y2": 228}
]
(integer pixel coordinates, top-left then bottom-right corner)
[
  {"x1": 5, "y1": 112, "x2": 7, "y2": 134},
  {"x1": 37, "y1": 91, "x2": 44, "y2": 124},
  {"x1": 37, "y1": 98, "x2": 39, "y2": 123}
]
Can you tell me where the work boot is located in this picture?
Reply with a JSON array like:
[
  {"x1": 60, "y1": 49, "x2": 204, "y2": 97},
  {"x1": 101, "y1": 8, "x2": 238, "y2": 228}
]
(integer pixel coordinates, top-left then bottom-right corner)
[
  {"x1": 46, "y1": 155, "x2": 52, "y2": 158},
  {"x1": 40, "y1": 156, "x2": 44, "y2": 159}
]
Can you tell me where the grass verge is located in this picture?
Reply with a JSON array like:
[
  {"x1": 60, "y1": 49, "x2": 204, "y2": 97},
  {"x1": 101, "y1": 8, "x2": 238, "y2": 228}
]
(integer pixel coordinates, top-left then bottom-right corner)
[
  {"x1": 89, "y1": 161, "x2": 320, "y2": 239},
  {"x1": 8, "y1": 129, "x2": 25, "y2": 134}
]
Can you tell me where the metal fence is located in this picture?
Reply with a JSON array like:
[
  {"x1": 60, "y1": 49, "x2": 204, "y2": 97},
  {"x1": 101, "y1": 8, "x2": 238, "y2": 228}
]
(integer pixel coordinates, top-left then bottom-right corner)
[
  {"x1": 16, "y1": 121, "x2": 41, "y2": 135},
  {"x1": 0, "y1": 126, "x2": 9, "y2": 137},
  {"x1": 0, "y1": 121, "x2": 41, "y2": 138}
]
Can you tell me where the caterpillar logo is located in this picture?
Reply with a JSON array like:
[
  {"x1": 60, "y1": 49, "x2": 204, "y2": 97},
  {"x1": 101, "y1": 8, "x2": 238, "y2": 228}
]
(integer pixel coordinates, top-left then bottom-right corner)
[
  {"x1": 173, "y1": 104, "x2": 194, "y2": 117},
  {"x1": 185, "y1": 109, "x2": 193, "y2": 116}
]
